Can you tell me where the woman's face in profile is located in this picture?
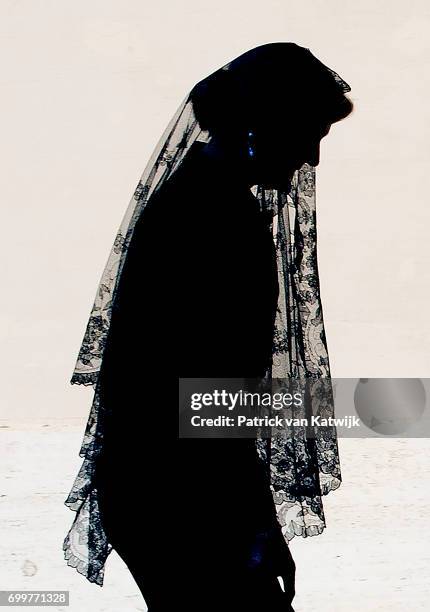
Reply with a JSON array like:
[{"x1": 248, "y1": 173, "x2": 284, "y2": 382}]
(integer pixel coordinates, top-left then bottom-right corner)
[{"x1": 249, "y1": 111, "x2": 332, "y2": 190}]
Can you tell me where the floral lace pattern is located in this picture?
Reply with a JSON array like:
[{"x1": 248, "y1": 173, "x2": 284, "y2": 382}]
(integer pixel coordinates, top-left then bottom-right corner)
[
  {"x1": 63, "y1": 51, "x2": 350, "y2": 586},
  {"x1": 254, "y1": 172, "x2": 341, "y2": 543}
]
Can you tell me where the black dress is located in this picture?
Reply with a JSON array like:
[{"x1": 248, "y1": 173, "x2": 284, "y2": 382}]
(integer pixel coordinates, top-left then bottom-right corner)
[{"x1": 94, "y1": 141, "x2": 295, "y2": 611}]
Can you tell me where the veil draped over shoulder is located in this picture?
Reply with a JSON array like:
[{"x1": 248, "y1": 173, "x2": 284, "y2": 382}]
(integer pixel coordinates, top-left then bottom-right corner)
[{"x1": 63, "y1": 42, "x2": 351, "y2": 586}]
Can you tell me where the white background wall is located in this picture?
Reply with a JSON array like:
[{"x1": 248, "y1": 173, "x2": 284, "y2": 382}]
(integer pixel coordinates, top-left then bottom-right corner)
[{"x1": 1, "y1": 0, "x2": 429, "y2": 420}]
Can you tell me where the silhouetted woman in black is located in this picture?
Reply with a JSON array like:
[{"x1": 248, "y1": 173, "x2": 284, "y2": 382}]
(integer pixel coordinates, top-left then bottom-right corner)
[{"x1": 64, "y1": 42, "x2": 353, "y2": 612}]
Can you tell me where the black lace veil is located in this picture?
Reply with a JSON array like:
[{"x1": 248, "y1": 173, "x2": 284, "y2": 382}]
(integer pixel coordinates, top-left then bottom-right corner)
[{"x1": 63, "y1": 42, "x2": 351, "y2": 585}]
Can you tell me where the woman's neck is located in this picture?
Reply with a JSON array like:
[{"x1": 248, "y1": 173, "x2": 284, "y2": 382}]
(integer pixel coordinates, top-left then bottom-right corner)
[{"x1": 200, "y1": 135, "x2": 255, "y2": 188}]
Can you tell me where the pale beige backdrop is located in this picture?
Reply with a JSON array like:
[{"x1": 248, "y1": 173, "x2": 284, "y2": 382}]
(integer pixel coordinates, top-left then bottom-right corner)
[
  {"x1": 1, "y1": 3, "x2": 430, "y2": 611},
  {"x1": 1, "y1": 0, "x2": 429, "y2": 421}
]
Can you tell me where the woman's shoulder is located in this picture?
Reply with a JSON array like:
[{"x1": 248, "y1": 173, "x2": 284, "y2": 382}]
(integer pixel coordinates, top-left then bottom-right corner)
[
  {"x1": 140, "y1": 140, "x2": 262, "y2": 237},
  {"x1": 143, "y1": 144, "x2": 224, "y2": 223}
]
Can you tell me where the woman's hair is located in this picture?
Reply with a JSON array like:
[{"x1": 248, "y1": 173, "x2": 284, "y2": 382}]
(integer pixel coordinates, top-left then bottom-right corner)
[{"x1": 190, "y1": 42, "x2": 353, "y2": 136}]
